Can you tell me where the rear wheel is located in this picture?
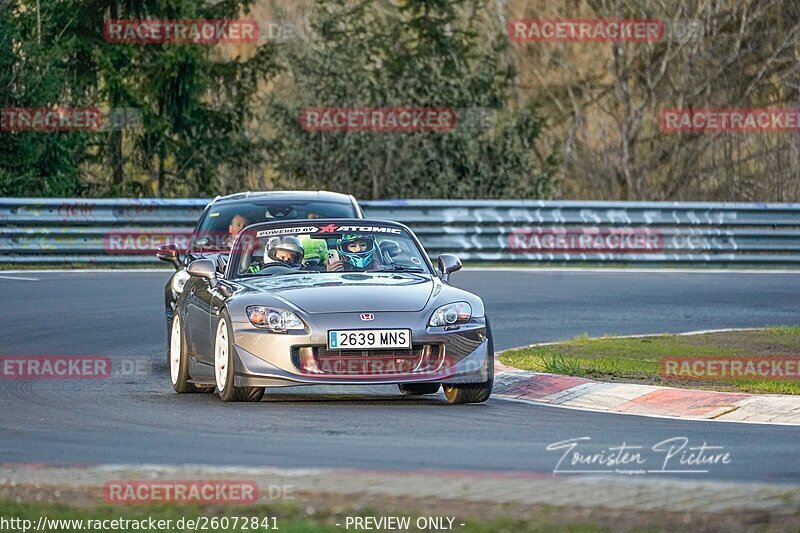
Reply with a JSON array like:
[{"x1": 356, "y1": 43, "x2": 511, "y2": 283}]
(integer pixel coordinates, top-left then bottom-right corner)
[
  {"x1": 214, "y1": 311, "x2": 265, "y2": 403},
  {"x1": 169, "y1": 314, "x2": 198, "y2": 393},
  {"x1": 443, "y1": 320, "x2": 494, "y2": 405},
  {"x1": 398, "y1": 383, "x2": 440, "y2": 396}
]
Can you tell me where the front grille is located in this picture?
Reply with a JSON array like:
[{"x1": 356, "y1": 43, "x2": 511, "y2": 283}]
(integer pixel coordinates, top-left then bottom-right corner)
[{"x1": 293, "y1": 345, "x2": 442, "y2": 376}]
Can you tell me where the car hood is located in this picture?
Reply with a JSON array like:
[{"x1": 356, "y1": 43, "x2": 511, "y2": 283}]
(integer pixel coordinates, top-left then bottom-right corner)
[{"x1": 234, "y1": 272, "x2": 435, "y2": 313}]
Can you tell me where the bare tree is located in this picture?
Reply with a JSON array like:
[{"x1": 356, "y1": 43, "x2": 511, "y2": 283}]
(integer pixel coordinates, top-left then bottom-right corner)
[{"x1": 508, "y1": 0, "x2": 800, "y2": 201}]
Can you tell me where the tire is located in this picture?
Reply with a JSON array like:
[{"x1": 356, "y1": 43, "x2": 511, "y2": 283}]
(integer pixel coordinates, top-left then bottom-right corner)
[
  {"x1": 398, "y1": 383, "x2": 440, "y2": 395},
  {"x1": 168, "y1": 314, "x2": 198, "y2": 393},
  {"x1": 214, "y1": 310, "x2": 265, "y2": 402},
  {"x1": 443, "y1": 319, "x2": 494, "y2": 405}
]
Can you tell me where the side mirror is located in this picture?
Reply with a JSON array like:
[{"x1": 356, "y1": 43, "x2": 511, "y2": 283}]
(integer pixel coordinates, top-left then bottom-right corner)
[
  {"x1": 156, "y1": 244, "x2": 181, "y2": 270},
  {"x1": 187, "y1": 259, "x2": 217, "y2": 281},
  {"x1": 188, "y1": 259, "x2": 231, "y2": 296},
  {"x1": 437, "y1": 254, "x2": 462, "y2": 282}
]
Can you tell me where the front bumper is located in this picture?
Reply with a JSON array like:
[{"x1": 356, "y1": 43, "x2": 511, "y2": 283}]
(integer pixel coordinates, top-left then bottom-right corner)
[{"x1": 229, "y1": 313, "x2": 490, "y2": 387}]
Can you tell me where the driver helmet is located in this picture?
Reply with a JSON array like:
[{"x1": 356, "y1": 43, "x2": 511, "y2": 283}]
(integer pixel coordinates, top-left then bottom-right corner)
[
  {"x1": 337, "y1": 234, "x2": 375, "y2": 269},
  {"x1": 266, "y1": 236, "x2": 304, "y2": 267}
]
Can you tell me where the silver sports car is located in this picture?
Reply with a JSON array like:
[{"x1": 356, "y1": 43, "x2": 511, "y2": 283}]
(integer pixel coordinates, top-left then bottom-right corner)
[{"x1": 167, "y1": 219, "x2": 493, "y2": 404}]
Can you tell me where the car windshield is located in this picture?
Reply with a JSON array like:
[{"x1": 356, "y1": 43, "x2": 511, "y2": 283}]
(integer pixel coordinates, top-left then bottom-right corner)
[
  {"x1": 191, "y1": 199, "x2": 357, "y2": 253},
  {"x1": 229, "y1": 222, "x2": 431, "y2": 277}
]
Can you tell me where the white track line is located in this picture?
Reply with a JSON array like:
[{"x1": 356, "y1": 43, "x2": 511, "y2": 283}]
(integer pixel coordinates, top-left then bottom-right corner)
[{"x1": 0, "y1": 274, "x2": 40, "y2": 281}]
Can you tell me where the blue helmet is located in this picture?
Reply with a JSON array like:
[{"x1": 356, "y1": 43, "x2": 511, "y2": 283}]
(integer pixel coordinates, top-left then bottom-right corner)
[{"x1": 337, "y1": 234, "x2": 375, "y2": 269}]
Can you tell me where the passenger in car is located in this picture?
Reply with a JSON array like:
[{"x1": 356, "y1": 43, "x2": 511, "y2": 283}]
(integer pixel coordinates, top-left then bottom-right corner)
[
  {"x1": 328, "y1": 234, "x2": 382, "y2": 272},
  {"x1": 227, "y1": 214, "x2": 249, "y2": 248}
]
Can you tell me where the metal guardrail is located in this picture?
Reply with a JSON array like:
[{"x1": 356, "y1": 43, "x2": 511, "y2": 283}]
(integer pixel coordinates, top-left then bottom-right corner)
[{"x1": 1, "y1": 198, "x2": 800, "y2": 265}]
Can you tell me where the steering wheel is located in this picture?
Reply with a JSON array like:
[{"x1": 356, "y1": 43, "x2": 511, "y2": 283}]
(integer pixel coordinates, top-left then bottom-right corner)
[{"x1": 255, "y1": 263, "x2": 296, "y2": 275}]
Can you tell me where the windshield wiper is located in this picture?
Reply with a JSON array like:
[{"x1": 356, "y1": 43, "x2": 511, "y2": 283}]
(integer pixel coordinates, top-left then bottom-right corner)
[
  {"x1": 379, "y1": 265, "x2": 426, "y2": 273},
  {"x1": 242, "y1": 268, "x2": 323, "y2": 278}
]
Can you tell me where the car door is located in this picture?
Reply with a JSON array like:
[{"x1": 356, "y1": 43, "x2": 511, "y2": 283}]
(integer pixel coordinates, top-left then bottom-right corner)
[
  {"x1": 190, "y1": 269, "x2": 234, "y2": 382},
  {"x1": 186, "y1": 275, "x2": 216, "y2": 369}
]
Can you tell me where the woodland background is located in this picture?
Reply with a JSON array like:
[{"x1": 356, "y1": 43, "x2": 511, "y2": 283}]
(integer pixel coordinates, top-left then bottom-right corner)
[{"x1": 2, "y1": 0, "x2": 799, "y2": 201}]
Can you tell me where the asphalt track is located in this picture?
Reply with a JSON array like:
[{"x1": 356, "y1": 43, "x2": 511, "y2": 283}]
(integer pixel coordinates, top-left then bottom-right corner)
[{"x1": 1, "y1": 269, "x2": 799, "y2": 484}]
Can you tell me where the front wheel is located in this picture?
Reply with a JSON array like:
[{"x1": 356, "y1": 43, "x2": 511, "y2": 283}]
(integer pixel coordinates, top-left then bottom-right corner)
[
  {"x1": 443, "y1": 319, "x2": 494, "y2": 405},
  {"x1": 214, "y1": 311, "x2": 265, "y2": 403},
  {"x1": 443, "y1": 381, "x2": 492, "y2": 404},
  {"x1": 169, "y1": 314, "x2": 198, "y2": 393}
]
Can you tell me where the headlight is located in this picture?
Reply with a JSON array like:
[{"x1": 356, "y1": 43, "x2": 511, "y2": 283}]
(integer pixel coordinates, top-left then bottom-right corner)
[
  {"x1": 246, "y1": 306, "x2": 305, "y2": 333},
  {"x1": 429, "y1": 302, "x2": 471, "y2": 327},
  {"x1": 171, "y1": 269, "x2": 190, "y2": 294}
]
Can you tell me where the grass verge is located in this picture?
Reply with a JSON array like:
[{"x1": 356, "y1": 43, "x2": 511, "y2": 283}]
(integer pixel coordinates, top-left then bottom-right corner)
[
  {"x1": 3, "y1": 475, "x2": 799, "y2": 532},
  {"x1": 499, "y1": 326, "x2": 800, "y2": 395},
  {"x1": 7, "y1": 495, "x2": 799, "y2": 533},
  {"x1": 0, "y1": 498, "x2": 617, "y2": 533}
]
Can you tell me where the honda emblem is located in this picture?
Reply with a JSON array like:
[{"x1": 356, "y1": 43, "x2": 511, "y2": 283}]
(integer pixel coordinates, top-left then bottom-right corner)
[{"x1": 360, "y1": 313, "x2": 375, "y2": 321}]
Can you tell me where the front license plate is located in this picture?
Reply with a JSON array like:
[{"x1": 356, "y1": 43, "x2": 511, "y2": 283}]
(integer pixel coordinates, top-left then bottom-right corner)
[{"x1": 328, "y1": 329, "x2": 412, "y2": 350}]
